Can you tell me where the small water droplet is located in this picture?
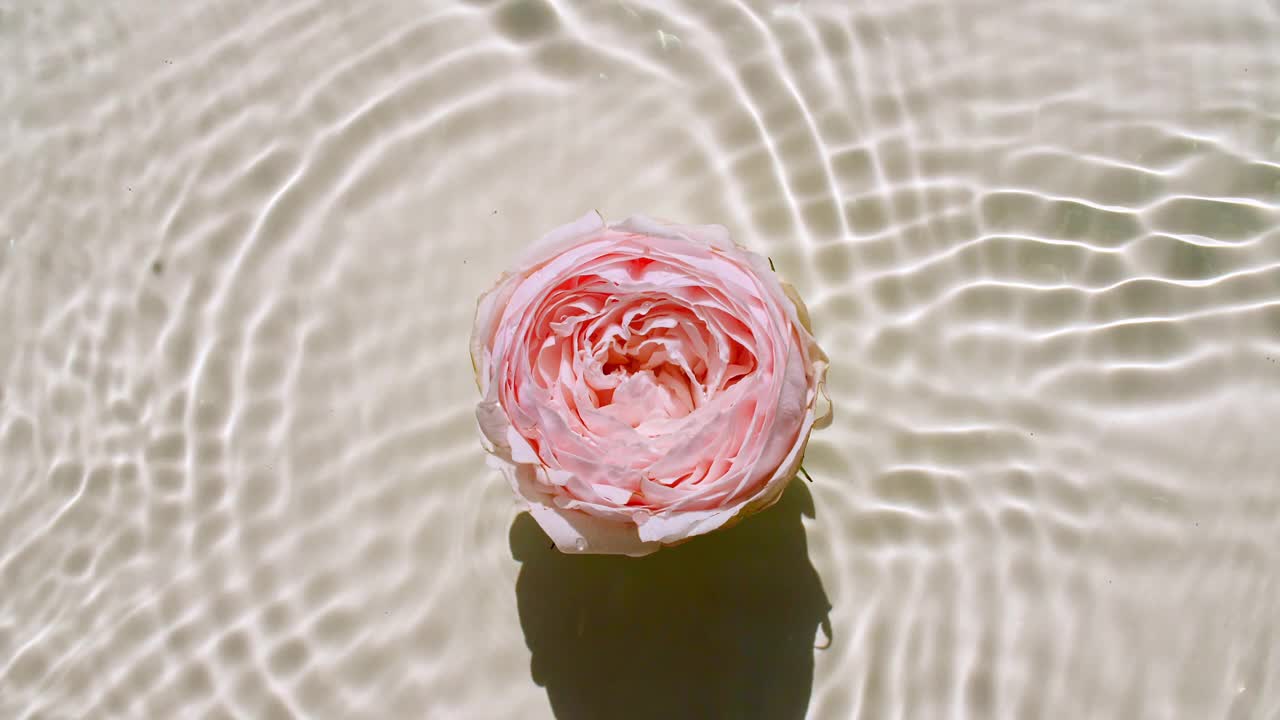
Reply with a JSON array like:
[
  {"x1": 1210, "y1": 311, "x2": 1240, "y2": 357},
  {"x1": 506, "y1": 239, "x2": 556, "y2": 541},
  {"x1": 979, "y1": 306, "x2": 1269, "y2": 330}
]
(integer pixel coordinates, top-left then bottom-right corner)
[
  {"x1": 574, "y1": 538, "x2": 587, "y2": 552},
  {"x1": 631, "y1": 509, "x2": 651, "y2": 524}
]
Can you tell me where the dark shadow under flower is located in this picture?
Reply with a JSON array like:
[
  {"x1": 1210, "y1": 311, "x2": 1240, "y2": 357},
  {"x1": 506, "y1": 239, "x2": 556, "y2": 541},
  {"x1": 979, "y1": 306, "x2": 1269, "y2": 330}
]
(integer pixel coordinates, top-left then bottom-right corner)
[{"x1": 510, "y1": 480, "x2": 832, "y2": 720}]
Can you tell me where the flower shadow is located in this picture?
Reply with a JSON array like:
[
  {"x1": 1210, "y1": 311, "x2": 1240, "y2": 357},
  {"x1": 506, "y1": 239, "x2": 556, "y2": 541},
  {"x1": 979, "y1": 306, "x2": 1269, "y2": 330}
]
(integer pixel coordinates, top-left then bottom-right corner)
[{"x1": 510, "y1": 480, "x2": 832, "y2": 720}]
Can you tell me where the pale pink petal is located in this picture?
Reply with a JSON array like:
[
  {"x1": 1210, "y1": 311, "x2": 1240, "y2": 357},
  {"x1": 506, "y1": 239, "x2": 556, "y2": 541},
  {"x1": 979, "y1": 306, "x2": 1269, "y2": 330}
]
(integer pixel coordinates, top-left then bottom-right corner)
[
  {"x1": 475, "y1": 398, "x2": 510, "y2": 452},
  {"x1": 471, "y1": 211, "x2": 829, "y2": 554},
  {"x1": 506, "y1": 426, "x2": 540, "y2": 465},
  {"x1": 528, "y1": 503, "x2": 659, "y2": 557},
  {"x1": 518, "y1": 210, "x2": 607, "y2": 268},
  {"x1": 612, "y1": 215, "x2": 735, "y2": 253}
]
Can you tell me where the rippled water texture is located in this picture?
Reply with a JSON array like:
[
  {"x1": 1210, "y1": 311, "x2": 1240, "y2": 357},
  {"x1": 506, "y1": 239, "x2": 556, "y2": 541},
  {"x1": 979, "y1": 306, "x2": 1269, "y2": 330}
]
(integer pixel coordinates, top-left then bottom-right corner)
[{"x1": 3, "y1": 1, "x2": 1279, "y2": 717}]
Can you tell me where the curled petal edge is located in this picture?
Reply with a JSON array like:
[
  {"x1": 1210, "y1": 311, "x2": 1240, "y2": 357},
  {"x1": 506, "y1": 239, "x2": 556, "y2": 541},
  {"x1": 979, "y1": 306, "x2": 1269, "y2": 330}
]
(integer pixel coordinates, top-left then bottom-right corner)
[{"x1": 479, "y1": 355, "x2": 827, "y2": 556}]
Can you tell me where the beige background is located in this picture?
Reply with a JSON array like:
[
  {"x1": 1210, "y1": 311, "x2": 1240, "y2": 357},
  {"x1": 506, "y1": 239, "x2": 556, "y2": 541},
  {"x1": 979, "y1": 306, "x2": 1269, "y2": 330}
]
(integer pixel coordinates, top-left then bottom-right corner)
[{"x1": 2, "y1": 1, "x2": 1279, "y2": 717}]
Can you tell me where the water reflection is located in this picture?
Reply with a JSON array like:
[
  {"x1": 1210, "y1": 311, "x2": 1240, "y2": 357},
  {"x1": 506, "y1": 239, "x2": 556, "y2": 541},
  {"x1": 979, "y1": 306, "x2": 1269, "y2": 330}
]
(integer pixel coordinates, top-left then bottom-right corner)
[{"x1": 511, "y1": 481, "x2": 831, "y2": 720}]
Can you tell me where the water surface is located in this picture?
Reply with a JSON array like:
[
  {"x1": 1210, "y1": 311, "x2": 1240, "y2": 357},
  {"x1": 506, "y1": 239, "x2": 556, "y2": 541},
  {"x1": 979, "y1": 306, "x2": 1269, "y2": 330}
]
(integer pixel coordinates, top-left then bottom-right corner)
[{"x1": 2, "y1": 1, "x2": 1279, "y2": 717}]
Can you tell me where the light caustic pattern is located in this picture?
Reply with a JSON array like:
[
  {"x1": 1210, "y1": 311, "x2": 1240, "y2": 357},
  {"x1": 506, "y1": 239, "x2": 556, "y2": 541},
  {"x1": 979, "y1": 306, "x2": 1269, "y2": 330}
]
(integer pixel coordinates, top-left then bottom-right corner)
[{"x1": 1, "y1": 0, "x2": 1279, "y2": 718}]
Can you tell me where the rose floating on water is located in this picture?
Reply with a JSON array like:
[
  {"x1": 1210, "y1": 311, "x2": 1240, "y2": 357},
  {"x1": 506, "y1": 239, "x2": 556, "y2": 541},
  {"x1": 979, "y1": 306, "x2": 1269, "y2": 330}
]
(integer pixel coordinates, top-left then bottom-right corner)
[{"x1": 471, "y1": 212, "x2": 830, "y2": 556}]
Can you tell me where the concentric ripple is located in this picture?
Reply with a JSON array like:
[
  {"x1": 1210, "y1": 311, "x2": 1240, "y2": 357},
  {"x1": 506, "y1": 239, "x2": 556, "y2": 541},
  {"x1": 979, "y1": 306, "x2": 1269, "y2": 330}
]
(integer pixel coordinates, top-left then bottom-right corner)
[{"x1": 2, "y1": 0, "x2": 1278, "y2": 718}]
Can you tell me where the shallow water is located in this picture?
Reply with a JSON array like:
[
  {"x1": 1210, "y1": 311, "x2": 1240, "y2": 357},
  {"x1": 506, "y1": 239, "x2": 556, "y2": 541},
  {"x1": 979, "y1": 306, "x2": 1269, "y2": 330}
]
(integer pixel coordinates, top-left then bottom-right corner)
[{"x1": 3, "y1": 1, "x2": 1279, "y2": 717}]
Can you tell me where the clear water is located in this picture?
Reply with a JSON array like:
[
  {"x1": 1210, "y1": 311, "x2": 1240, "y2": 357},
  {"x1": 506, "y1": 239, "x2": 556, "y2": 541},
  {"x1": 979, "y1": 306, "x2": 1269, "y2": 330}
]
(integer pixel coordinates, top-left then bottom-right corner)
[{"x1": 3, "y1": 1, "x2": 1279, "y2": 718}]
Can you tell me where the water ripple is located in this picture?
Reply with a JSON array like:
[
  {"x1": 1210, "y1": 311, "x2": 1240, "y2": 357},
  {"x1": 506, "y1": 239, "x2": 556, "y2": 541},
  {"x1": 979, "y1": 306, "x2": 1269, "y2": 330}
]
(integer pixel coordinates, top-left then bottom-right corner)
[{"x1": 3, "y1": 0, "x2": 1280, "y2": 718}]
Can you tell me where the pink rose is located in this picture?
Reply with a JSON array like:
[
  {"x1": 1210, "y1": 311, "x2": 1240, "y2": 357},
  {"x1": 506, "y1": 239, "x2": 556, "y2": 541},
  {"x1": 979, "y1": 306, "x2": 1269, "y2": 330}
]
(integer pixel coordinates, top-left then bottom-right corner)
[{"x1": 471, "y1": 212, "x2": 830, "y2": 556}]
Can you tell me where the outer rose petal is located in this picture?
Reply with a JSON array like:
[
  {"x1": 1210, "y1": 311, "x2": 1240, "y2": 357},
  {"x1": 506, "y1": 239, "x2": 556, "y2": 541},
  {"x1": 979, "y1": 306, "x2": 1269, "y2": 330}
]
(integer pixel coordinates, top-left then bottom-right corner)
[
  {"x1": 529, "y1": 503, "x2": 659, "y2": 557},
  {"x1": 472, "y1": 213, "x2": 829, "y2": 555},
  {"x1": 611, "y1": 215, "x2": 736, "y2": 253},
  {"x1": 486, "y1": 451, "x2": 660, "y2": 556},
  {"x1": 518, "y1": 210, "x2": 607, "y2": 269}
]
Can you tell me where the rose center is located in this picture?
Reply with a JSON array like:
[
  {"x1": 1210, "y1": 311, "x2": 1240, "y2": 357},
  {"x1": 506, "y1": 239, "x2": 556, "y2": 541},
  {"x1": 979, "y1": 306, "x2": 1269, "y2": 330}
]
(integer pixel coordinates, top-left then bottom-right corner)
[
  {"x1": 532, "y1": 288, "x2": 759, "y2": 435},
  {"x1": 592, "y1": 335, "x2": 699, "y2": 421}
]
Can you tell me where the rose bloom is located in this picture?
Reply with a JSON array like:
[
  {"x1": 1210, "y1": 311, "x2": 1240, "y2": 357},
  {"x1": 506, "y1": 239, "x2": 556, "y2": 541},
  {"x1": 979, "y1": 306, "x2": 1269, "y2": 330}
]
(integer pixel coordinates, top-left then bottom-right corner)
[{"x1": 471, "y1": 212, "x2": 829, "y2": 556}]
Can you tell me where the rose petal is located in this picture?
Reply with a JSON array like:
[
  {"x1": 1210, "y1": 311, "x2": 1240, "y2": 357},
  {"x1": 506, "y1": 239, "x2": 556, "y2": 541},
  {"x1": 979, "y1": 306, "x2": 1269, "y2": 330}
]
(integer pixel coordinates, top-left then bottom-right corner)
[
  {"x1": 519, "y1": 210, "x2": 607, "y2": 268},
  {"x1": 528, "y1": 502, "x2": 659, "y2": 557},
  {"x1": 473, "y1": 212, "x2": 829, "y2": 554}
]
